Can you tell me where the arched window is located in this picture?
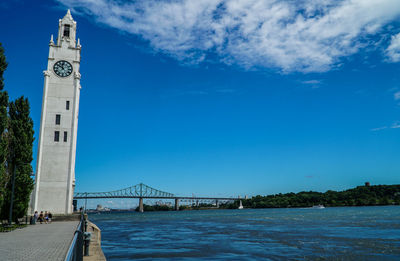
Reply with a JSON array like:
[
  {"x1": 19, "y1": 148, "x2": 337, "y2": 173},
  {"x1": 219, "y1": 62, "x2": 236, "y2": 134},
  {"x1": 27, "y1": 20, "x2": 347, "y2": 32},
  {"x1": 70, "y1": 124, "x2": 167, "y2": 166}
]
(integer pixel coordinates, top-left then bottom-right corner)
[{"x1": 64, "y1": 24, "x2": 70, "y2": 37}]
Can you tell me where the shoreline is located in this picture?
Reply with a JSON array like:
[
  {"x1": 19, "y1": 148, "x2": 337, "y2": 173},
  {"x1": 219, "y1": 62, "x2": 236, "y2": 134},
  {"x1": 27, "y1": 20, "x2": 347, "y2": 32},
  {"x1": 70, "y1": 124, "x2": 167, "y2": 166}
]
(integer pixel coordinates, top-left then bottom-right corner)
[
  {"x1": 87, "y1": 204, "x2": 399, "y2": 214},
  {"x1": 83, "y1": 220, "x2": 106, "y2": 261}
]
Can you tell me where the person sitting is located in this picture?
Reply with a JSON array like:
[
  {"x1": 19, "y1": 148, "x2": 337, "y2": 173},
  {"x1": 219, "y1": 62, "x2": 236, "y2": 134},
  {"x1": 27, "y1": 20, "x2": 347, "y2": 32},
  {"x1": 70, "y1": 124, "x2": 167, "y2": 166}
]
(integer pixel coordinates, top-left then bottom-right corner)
[
  {"x1": 38, "y1": 211, "x2": 44, "y2": 224},
  {"x1": 44, "y1": 211, "x2": 49, "y2": 224}
]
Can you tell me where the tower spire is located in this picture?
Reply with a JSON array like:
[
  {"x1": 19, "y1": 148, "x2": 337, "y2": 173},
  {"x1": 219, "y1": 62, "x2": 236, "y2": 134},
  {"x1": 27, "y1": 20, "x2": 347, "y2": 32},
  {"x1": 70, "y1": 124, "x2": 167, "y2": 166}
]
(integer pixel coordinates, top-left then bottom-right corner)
[
  {"x1": 64, "y1": 9, "x2": 73, "y2": 20},
  {"x1": 57, "y1": 9, "x2": 77, "y2": 47}
]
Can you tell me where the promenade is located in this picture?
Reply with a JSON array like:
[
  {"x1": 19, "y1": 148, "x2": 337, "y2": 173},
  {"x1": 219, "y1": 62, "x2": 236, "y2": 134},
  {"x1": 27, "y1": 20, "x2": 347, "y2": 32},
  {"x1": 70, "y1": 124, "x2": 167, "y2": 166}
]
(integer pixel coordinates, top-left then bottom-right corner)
[{"x1": 0, "y1": 221, "x2": 78, "y2": 261}]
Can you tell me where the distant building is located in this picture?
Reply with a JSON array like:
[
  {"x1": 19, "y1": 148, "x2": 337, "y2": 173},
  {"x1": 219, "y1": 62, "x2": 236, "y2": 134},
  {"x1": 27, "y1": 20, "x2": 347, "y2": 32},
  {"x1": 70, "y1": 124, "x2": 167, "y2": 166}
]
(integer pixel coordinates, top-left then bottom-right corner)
[
  {"x1": 155, "y1": 200, "x2": 171, "y2": 206},
  {"x1": 96, "y1": 204, "x2": 110, "y2": 211},
  {"x1": 365, "y1": 182, "x2": 370, "y2": 187}
]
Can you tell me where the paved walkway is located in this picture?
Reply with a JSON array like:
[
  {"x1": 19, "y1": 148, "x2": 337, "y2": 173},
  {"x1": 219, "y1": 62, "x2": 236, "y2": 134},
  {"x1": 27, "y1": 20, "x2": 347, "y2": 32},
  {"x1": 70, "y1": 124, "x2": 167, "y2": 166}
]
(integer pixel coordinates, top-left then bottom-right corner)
[{"x1": 0, "y1": 221, "x2": 79, "y2": 261}]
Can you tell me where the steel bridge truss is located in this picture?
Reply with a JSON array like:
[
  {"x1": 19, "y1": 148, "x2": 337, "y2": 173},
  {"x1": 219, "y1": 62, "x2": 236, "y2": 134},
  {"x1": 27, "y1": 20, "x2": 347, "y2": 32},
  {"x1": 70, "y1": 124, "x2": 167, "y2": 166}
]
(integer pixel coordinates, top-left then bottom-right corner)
[{"x1": 74, "y1": 183, "x2": 174, "y2": 199}]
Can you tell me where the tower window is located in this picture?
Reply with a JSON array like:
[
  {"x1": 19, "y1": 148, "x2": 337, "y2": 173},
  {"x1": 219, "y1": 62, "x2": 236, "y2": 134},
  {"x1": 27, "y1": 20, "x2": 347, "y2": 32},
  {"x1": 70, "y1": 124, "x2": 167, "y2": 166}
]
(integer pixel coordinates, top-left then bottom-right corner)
[
  {"x1": 64, "y1": 24, "x2": 70, "y2": 37},
  {"x1": 64, "y1": 131, "x2": 68, "y2": 142},
  {"x1": 55, "y1": 114, "x2": 61, "y2": 125},
  {"x1": 66, "y1": 101, "x2": 70, "y2": 110},
  {"x1": 54, "y1": 131, "x2": 60, "y2": 142}
]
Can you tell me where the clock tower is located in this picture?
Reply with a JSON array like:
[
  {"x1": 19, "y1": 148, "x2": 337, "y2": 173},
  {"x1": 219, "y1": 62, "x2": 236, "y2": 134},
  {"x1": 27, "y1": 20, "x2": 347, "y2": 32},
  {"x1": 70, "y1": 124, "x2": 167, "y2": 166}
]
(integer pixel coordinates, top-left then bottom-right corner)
[{"x1": 32, "y1": 10, "x2": 82, "y2": 214}]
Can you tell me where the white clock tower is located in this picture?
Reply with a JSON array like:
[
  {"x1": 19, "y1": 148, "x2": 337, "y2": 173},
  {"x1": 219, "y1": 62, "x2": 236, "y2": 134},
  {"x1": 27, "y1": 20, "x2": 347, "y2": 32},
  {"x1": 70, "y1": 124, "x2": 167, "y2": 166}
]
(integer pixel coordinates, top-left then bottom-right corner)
[{"x1": 32, "y1": 10, "x2": 82, "y2": 214}]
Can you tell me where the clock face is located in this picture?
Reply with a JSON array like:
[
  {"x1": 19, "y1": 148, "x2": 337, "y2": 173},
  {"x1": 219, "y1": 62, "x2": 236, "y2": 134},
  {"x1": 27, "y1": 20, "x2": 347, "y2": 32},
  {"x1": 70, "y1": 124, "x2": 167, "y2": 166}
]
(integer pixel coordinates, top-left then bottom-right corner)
[{"x1": 53, "y1": 60, "x2": 73, "y2": 77}]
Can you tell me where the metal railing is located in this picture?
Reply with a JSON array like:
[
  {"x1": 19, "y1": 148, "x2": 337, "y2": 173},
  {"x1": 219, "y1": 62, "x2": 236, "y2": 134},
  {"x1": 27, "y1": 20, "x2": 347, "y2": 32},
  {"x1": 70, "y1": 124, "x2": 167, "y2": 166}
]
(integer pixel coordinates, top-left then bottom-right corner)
[{"x1": 64, "y1": 214, "x2": 84, "y2": 261}]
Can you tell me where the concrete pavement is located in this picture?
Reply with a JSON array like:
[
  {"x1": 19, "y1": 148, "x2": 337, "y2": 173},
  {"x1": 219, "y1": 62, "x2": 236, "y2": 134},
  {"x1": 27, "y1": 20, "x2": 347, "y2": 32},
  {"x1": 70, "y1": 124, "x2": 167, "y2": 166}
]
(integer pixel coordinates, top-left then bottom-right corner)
[{"x1": 0, "y1": 221, "x2": 79, "y2": 261}]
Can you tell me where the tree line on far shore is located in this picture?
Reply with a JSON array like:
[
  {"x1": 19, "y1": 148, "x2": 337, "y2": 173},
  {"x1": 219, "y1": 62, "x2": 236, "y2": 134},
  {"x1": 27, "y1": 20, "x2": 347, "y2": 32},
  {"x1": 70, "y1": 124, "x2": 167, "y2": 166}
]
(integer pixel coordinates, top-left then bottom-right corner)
[
  {"x1": 223, "y1": 184, "x2": 400, "y2": 209},
  {"x1": 0, "y1": 43, "x2": 34, "y2": 221},
  {"x1": 131, "y1": 184, "x2": 400, "y2": 212}
]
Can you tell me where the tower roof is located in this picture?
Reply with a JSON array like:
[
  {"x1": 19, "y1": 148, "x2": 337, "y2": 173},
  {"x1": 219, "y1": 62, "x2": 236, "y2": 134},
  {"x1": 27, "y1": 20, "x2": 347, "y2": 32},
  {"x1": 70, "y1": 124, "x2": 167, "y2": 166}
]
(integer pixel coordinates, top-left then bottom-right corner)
[{"x1": 63, "y1": 9, "x2": 74, "y2": 21}]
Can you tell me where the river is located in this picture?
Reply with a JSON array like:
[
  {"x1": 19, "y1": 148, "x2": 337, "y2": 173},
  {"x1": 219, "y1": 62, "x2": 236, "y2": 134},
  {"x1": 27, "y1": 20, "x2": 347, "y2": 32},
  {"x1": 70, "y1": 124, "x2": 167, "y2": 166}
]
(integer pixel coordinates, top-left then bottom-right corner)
[{"x1": 89, "y1": 206, "x2": 400, "y2": 260}]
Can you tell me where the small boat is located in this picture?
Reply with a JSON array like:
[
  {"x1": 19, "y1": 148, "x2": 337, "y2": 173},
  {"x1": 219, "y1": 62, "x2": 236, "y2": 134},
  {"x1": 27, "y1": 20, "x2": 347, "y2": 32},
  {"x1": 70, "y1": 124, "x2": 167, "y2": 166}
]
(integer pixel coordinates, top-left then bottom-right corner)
[
  {"x1": 311, "y1": 205, "x2": 325, "y2": 209},
  {"x1": 238, "y1": 200, "x2": 244, "y2": 209}
]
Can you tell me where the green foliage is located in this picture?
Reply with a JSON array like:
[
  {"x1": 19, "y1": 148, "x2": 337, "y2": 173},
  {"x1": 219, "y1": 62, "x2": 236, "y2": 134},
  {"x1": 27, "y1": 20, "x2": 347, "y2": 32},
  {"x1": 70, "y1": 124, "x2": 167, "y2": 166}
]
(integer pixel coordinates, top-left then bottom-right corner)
[
  {"x1": 220, "y1": 201, "x2": 240, "y2": 209},
  {"x1": 0, "y1": 43, "x2": 7, "y2": 90},
  {"x1": 231, "y1": 185, "x2": 400, "y2": 209},
  {"x1": 8, "y1": 97, "x2": 34, "y2": 165},
  {"x1": 0, "y1": 44, "x2": 35, "y2": 221},
  {"x1": 0, "y1": 43, "x2": 8, "y2": 215},
  {"x1": 179, "y1": 205, "x2": 190, "y2": 210},
  {"x1": 0, "y1": 224, "x2": 27, "y2": 233},
  {"x1": 1, "y1": 97, "x2": 35, "y2": 220},
  {"x1": 136, "y1": 204, "x2": 173, "y2": 211}
]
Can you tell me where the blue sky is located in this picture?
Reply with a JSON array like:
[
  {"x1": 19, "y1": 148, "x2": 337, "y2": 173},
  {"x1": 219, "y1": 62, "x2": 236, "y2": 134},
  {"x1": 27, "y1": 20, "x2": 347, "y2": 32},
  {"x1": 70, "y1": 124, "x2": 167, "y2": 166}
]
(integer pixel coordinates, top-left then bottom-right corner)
[{"x1": 1, "y1": 0, "x2": 400, "y2": 208}]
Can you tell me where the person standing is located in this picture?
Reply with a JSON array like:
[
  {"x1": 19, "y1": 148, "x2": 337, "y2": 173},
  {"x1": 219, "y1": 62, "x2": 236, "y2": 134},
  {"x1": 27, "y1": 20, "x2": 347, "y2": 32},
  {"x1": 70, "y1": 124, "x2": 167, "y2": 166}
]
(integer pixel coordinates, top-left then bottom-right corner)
[
  {"x1": 48, "y1": 212, "x2": 53, "y2": 223},
  {"x1": 33, "y1": 211, "x2": 38, "y2": 225}
]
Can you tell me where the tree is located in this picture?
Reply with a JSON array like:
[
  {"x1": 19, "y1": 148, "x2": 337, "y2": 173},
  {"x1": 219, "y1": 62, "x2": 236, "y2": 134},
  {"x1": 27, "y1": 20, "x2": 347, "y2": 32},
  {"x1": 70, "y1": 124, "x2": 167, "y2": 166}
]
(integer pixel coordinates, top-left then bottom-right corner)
[
  {"x1": 0, "y1": 43, "x2": 7, "y2": 90},
  {"x1": 1, "y1": 97, "x2": 34, "y2": 220},
  {"x1": 0, "y1": 43, "x2": 8, "y2": 215},
  {"x1": 239, "y1": 184, "x2": 400, "y2": 209},
  {"x1": 0, "y1": 43, "x2": 36, "y2": 222}
]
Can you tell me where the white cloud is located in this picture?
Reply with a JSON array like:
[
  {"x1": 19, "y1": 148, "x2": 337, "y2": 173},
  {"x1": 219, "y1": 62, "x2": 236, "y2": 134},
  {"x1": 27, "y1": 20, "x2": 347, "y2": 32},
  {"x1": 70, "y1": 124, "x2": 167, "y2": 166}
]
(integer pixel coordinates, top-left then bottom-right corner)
[
  {"x1": 370, "y1": 126, "x2": 387, "y2": 131},
  {"x1": 392, "y1": 122, "x2": 400, "y2": 129},
  {"x1": 371, "y1": 121, "x2": 400, "y2": 131},
  {"x1": 57, "y1": 0, "x2": 400, "y2": 73},
  {"x1": 386, "y1": 33, "x2": 400, "y2": 62},
  {"x1": 184, "y1": 90, "x2": 208, "y2": 95},
  {"x1": 301, "y1": 79, "x2": 322, "y2": 89},
  {"x1": 394, "y1": 91, "x2": 400, "y2": 100},
  {"x1": 216, "y1": 88, "x2": 236, "y2": 93},
  {"x1": 302, "y1": 80, "x2": 321, "y2": 85}
]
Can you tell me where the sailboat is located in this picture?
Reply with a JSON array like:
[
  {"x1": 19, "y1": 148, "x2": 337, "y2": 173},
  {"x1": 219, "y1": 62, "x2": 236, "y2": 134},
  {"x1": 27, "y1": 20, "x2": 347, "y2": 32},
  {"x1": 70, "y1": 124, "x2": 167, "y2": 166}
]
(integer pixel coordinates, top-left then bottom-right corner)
[{"x1": 238, "y1": 200, "x2": 244, "y2": 209}]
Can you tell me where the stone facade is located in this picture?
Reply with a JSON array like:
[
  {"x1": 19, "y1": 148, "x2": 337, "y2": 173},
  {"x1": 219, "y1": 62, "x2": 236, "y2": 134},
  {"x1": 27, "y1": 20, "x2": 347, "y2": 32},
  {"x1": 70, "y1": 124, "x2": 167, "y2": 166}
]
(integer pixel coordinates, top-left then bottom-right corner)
[{"x1": 32, "y1": 10, "x2": 82, "y2": 214}]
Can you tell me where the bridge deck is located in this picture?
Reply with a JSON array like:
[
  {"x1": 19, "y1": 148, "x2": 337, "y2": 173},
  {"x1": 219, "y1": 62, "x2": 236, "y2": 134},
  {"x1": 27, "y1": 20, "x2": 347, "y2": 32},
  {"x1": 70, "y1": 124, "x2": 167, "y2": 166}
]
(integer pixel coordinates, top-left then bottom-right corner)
[
  {"x1": 74, "y1": 183, "x2": 237, "y2": 201},
  {"x1": 74, "y1": 196, "x2": 236, "y2": 200}
]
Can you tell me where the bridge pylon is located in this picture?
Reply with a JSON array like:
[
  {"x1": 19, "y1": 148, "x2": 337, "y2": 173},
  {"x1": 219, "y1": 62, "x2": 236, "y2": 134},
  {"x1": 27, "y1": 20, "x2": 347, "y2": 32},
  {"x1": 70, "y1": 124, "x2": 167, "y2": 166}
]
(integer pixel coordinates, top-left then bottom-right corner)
[
  {"x1": 139, "y1": 198, "x2": 144, "y2": 213},
  {"x1": 175, "y1": 198, "x2": 179, "y2": 211}
]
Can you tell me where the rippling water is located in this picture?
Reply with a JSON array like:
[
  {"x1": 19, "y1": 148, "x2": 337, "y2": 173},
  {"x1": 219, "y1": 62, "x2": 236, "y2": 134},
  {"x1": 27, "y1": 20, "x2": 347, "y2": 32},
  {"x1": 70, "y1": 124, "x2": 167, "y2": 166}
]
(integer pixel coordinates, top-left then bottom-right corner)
[{"x1": 89, "y1": 206, "x2": 400, "y2": 260}]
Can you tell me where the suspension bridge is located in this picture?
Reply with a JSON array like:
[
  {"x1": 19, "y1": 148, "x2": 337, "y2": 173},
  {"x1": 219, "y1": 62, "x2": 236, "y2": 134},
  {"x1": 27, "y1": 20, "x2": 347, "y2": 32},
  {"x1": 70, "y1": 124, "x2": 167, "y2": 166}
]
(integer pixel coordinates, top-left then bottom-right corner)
[{"x1": 74, "y1": 183, "x2": 237, "y2": 212}]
